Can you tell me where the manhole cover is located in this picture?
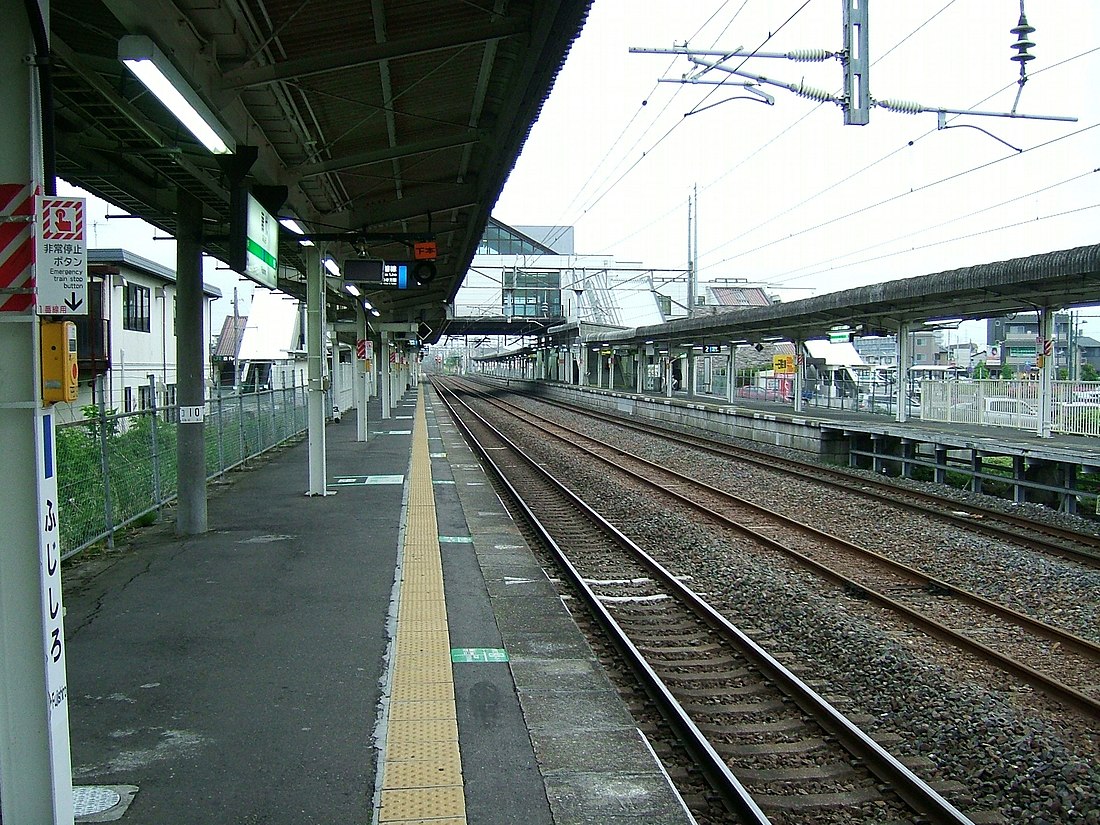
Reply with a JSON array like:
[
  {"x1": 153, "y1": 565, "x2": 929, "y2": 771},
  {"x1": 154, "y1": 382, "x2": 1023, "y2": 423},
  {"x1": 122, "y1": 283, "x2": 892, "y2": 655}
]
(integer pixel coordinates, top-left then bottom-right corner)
[{"x1": 73, "y1": 786, "x2": 121, "y2": 816}]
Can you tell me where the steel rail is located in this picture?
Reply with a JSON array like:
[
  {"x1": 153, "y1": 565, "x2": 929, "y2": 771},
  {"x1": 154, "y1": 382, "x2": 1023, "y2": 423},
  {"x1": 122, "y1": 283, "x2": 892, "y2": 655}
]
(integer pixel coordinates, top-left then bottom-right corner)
[
  {"x1": 441, "y1": 376, "x2": 1100, "y2": 720},
  {"x1": 465, "y1": 377, "x2": 1100, "y2": 567},
  {"x1": 431, "y1": 380, "x2": 771, "y2": 823},
  {"x1": 432, "y1": 377, "x2": 977, "y2": 825}
]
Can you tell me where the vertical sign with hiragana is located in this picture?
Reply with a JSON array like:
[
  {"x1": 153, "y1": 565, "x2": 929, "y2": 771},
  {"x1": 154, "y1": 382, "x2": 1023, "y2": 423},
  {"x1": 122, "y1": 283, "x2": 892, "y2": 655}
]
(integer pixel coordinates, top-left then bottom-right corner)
[
  {"x1": 36, "y1": 409, "x2": 74, "y2": 820},
  {"x1": 0, "y1": 183, "x2": 36, "y2": 312},
  {"x1": 35, "y1": 196, "x2": 87, "y2": 316}
]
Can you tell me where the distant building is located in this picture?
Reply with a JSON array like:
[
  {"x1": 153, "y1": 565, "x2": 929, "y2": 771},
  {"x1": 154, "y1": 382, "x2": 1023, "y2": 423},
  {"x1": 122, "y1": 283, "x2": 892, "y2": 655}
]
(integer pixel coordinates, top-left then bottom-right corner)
[
  {"x1": 698, "y1": 281, "x2": 773, "y2": 311},
  {"x1": 1077, "y1": 336, "x2": 1100, "y2": 372},
  {"x1": 987, "y1": 313, "x2": 1072, "y2": 372},
  {"x1": 456, "y1": 219, "x2": 675, "y2": 329},
  {"x1": 235, "y1": 289, "x2": 305, "y2": 391},
  {"x1": 212, "y1": 314, "x2": 248, "y2": 388},
  {"x1": 853, "y1": 330, "x2": 946, "y2": 366}
]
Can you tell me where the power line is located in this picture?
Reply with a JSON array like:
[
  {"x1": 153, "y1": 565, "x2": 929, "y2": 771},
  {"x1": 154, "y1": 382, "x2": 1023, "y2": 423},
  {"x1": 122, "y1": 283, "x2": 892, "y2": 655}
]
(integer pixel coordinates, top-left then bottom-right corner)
[
  {"x1": 783, "y1": 201, "x2": 1100, "y2": 282},
  {"x1": 612, "y1": 1, "x2": 964, "y2": 255},
  {"x1": 536, "y1": 1, "x2": 747, "y2": 253},
  {"x1": 701, "y1": 120, "x2": 1100, "y2": 270},
  {"x1": 767, "y1": 167, "x2": 1100, "y2": 282},
  {"x1": 697, "y1": 44, "x2": 1099, "y2": 269},
  {"x1": 573, "y1": 0, "x2": 818, "y2": 222}
]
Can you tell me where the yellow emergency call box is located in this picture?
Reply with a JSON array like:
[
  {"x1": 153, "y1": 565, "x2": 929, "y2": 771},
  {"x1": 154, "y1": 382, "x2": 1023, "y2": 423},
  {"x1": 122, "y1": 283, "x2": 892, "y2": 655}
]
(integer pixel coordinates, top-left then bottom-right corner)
[{"x1": 41, "y1": 320, "x2": 79, "y2": 405}]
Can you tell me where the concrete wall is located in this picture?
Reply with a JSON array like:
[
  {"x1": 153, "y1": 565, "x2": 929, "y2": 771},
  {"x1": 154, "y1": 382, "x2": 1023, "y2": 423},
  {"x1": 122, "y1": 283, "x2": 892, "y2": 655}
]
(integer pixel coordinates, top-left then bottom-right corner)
[{"x1": 481, "y1": 377, "x2": 846, "y2": 463}]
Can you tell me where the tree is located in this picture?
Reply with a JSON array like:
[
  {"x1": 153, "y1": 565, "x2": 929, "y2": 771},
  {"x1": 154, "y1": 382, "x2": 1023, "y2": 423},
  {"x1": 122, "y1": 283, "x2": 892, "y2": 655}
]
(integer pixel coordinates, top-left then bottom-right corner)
[
  {"x1": 1082, "y1": 362, "x2": 1099, "y2": 382},
  {"x1": 972, "y1": 361, "x2": 990, "y2": 379},
  {"x1": 1000, "y1": 363, "x2": 1016, "y2": 379}
]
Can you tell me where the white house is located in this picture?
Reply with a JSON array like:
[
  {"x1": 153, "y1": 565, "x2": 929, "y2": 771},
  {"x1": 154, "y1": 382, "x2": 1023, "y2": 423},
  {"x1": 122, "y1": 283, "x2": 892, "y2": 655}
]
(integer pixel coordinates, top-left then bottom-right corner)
[{"x1": 63, "y1": 249, "x2": 221, "y2": 422}]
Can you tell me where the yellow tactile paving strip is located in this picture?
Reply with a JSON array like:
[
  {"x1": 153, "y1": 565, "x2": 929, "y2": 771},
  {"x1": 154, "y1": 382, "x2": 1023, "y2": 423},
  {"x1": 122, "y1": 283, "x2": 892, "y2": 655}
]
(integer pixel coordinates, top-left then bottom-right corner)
[{"x1": 378, "y1": 387, "x2": 467, "y2": 825}]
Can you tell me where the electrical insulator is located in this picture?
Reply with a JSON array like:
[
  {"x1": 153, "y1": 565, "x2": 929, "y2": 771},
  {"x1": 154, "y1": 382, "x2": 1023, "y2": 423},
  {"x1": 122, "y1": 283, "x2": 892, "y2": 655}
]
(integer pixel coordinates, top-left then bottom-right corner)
[
  {"x1": 876, "y1": 99, "x2": 923, "y2": 115},
  {"x1": 787, "y1": 49, "x2": 833, "y2": 62},
  {"x1": 1010, "y1": 13, "x2": 1036, "y2": 65}
]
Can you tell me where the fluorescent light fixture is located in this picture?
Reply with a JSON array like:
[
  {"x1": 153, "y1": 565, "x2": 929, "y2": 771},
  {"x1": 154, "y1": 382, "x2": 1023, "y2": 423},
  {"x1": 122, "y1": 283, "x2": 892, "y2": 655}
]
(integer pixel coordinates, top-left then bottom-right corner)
[
  {"x1": 119, "y1": 35, "x2": 235, "y2": 155},
  {"x1": 279, "y1": 217, "x2": 315, "y2": 247},
  {"x1": 323, "y1": 257, "x2": 341, "y2": 277},
  {"x1": 344, "y1": 283, "x2": 361, "y2": 297}
]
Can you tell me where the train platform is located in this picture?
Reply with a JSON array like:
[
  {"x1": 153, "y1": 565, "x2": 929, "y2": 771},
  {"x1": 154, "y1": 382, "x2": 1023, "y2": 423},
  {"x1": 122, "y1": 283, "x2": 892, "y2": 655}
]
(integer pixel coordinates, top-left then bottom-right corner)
[{"x1": 59, "y1": 384, "x2": 691, "y2": 824}]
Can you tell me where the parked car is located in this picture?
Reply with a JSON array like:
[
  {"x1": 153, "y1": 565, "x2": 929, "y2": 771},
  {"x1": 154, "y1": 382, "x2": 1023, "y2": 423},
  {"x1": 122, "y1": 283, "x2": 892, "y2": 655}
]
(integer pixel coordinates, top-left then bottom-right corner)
[
  {"x1": 736, "y1": 385, "x2": 789, "y2": 402},
  {"x1": 951, "y1": 396, "x2": 1038, "y2": 429}
]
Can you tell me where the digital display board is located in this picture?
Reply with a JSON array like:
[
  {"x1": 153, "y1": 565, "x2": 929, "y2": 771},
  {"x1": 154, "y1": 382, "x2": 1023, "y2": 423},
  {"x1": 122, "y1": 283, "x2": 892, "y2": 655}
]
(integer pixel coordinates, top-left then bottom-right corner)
[{"x1": 343, "y1": 259, "x2": 432, "y2": 289}]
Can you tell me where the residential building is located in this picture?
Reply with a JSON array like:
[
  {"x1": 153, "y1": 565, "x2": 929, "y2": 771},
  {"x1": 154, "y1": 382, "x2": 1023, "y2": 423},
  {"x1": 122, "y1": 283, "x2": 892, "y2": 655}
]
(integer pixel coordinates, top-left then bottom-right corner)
[
  {"x1": 987, "y1": 313, "x2": 1073, "y2": 373},
  {"x1": 853, "y1": 330, "x2": 946, "y2": 366},
  {"x1": 65, "y1": 249, "x2": 221, "y2": 422}
]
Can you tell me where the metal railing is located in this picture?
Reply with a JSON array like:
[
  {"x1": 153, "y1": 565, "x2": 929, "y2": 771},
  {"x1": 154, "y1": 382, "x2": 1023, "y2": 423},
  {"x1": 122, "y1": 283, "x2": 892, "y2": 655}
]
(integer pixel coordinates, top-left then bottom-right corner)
[
  {"x1": 920, "y1": 379, "x2": 1100, "y2": 437},
  {"x1": 56, "y1": 382, "x2": 308, "y2": 560}
]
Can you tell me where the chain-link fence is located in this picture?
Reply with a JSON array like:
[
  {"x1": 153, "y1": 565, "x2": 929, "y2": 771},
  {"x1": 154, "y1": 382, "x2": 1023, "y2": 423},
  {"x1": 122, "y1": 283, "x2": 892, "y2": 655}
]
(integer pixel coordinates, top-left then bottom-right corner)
[{"x1": 56, "y1": 385, "x2": 307, "y2": 560}]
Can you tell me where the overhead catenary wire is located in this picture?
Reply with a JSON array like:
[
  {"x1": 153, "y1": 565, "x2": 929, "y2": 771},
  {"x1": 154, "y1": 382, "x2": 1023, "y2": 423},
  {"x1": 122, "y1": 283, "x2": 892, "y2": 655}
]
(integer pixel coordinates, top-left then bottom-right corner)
[
  {"x1": 533, "y1": 0, "x2": 748, "y2": 254},
  {"x1": 701, "y1": 120, "x2": 1100, "y2": 271},
  {"x1": 765, "y1": 167, "x2": 1100, "y2": 283},
  {"x1": 696, "y1": 44, "x2": 1100, "y2": 272},
  {"x1": 570, "y1": 0, "x2": 817, "y2": 224},
  {"x1": 780, "y1": 200, "x2": 1100, "y2": 283},
  {"x1": 609, "y1": 1, "x2": 965, "y2": 257}
]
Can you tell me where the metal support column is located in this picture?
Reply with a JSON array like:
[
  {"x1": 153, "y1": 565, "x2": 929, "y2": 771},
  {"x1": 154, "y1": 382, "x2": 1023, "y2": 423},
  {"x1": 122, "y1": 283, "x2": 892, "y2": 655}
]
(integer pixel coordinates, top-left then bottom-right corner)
[
  {"x1": 380, "y1": 331, "x2": 391, "y2": 419},
  {"x1": 175, "y1": 188, "x2": 207, "y2": 534},
  {"x1": 355, "y1": 308, "x2": 367, "y2": 441},
  {"x1": 329, "y1": 325, "x2": 340, "y2": 422},
  {"x1": 897, "y1": 322, "x2": 912, "y2": 423},
  {"x1": 305, "y1": 246, "x2": 329, "y2": 495},
  {"x1": 793, "y1": 340, "x2": 804, "y2": 413},
  {"x1": 0, "y1": 0, "x2": 75, "y2": 818},
  {"x1": 1038, "y1": 307, "x2": 1054, "y2": 438},
  {"x1": 727, "y1": 345, "x2": 736, "y2": 403}
]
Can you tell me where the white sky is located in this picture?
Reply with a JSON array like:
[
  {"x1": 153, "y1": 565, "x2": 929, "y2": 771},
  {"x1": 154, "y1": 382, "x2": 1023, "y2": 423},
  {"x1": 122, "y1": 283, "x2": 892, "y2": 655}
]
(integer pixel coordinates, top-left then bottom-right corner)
[
  {"x1": 493, "y1": 0, "x2": 1100, "y2": 341},
  {"x1": 64, "y1": 0, "x2": 1100, "y2": 344}
]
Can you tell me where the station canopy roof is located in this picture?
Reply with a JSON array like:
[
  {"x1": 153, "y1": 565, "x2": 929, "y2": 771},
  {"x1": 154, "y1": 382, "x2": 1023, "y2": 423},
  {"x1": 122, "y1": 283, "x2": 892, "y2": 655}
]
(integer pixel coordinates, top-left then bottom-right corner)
[
  {"x1": 50, "y1": 0, "x2": 592, "y2": 341},
  {"x1": 595, "y1": 244, "x2": 1100, "y2": 349}
]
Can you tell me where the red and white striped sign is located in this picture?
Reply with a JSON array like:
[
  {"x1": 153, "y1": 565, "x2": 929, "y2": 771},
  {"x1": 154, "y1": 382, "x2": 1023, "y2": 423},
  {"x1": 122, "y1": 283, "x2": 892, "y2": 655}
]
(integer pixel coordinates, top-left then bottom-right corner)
[
  {"x1": 0, "y1": 182, "x2": 37, "y2": 312},
  {"x1": 41, "y1": 199, "x2": 83, "y2": 241}
]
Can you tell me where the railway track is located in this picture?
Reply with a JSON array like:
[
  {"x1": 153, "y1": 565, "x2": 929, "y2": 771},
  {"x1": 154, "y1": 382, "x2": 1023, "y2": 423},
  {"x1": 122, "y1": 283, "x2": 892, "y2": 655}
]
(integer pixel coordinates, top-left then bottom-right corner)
[
  {"x1": 437, "y1": 376, "x2": 1100, "y2": 720},
  {"x1": 464, "y1": 377, "x2": 1100, "y2": 568},
  {"x1": 433, "y1": 379, "x2": 977, "y2": 825}
]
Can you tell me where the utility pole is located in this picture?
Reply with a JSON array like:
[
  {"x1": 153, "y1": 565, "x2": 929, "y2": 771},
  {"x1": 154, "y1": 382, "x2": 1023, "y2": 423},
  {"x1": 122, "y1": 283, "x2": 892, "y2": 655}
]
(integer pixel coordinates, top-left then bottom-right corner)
[
  {"x1": 686, "y1": 190, "x2": 694, "y2": 318},
  {"x1": 693, "y1": 183, "x2": 699, "y2": 313}
]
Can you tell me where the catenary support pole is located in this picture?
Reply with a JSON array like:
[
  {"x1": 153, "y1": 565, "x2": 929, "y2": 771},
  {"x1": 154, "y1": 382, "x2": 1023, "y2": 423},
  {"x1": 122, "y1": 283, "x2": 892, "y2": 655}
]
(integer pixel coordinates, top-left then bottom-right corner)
[{"x1": 175, "y1": 187, "x2": 207, "y2": 533}]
